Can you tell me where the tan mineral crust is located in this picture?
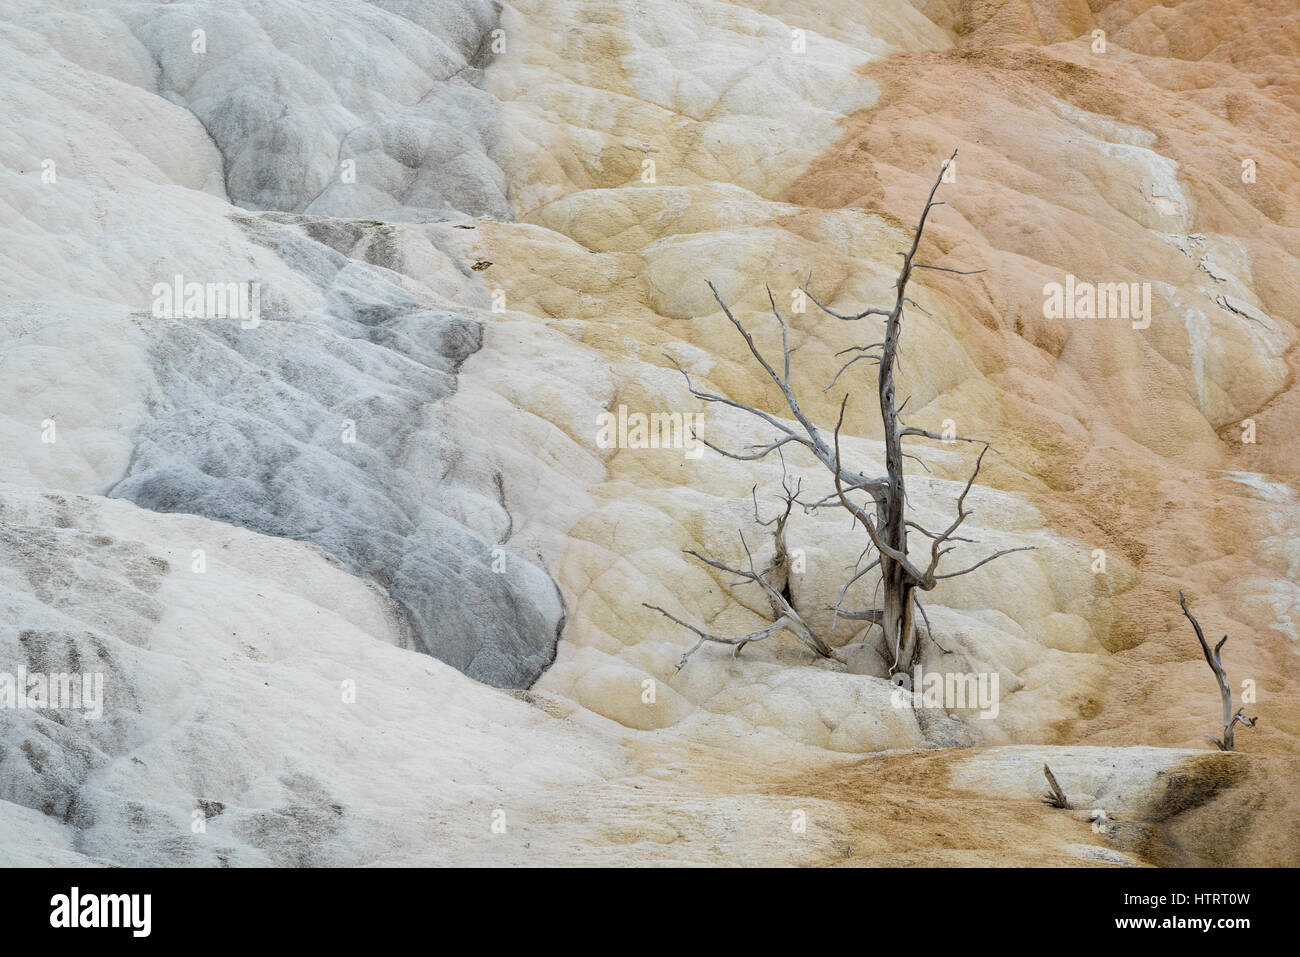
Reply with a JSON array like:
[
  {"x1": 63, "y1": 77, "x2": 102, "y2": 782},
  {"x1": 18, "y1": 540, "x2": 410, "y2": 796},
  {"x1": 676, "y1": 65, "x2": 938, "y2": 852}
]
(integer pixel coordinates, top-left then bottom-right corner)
[{"x1": 0, "y1": 0, "x2": 1296, "y2": 865}]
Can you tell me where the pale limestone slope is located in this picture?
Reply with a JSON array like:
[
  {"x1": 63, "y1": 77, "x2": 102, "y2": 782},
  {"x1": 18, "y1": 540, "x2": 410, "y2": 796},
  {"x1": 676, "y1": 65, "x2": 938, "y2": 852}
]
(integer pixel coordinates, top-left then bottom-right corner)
[{"x1": 0, "y1": 0, "x2": 1295, "y2": 865}]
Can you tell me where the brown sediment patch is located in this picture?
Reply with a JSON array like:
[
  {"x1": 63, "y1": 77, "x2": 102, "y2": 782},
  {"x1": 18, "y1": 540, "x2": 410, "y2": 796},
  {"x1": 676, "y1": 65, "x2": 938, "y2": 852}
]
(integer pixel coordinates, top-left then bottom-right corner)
[
  {"x1": 768, "y1": 749, "x2": 1125, "y2": 866},
  {"x1": 1116, "y1": 752, "x2": 1300, "y2": 867},
  {"x1": 761, "y1": 747, "x2": 1300, "y2": 867}
]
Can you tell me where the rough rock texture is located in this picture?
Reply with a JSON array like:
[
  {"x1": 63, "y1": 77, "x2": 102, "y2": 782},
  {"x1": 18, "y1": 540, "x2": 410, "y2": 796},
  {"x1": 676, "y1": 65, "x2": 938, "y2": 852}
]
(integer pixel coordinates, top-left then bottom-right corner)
[
  {"x1": 0, "y1": 0, "x2": 1296, "y2": 865},
  {"x1": 0, "y1": 0, "x2": 564, "y2": 689}
]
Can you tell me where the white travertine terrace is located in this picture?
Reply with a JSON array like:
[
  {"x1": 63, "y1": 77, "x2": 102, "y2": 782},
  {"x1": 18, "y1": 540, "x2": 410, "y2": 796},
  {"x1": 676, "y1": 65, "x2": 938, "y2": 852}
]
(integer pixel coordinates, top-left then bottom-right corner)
[{"x1": 0, "y1": 0, "x2": 1296, "y2": 865}]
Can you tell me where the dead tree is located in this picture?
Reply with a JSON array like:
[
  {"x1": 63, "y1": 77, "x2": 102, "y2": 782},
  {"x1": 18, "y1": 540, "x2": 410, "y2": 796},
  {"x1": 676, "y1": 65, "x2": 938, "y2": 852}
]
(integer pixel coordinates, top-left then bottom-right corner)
[
  {"x1": 644, "y1": 464, "x2": 844, "y2": 669},
  {"x1": 1041, "y1": 764, "x2": 1071, "y2": 809},
  {"x1": 648, "y1": 152, "x2": 1030, "y2": 678},
  {"x1": 1179, "y1": 591, "x2": 1257, "y2": 751}
]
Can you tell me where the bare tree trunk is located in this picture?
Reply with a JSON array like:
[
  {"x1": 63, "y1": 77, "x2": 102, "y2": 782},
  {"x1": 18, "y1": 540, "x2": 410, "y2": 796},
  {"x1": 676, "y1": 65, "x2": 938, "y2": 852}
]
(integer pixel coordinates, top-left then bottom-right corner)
[
  {"x1": 878, "y1": 241, "x2": 911, "y2": 673},
  {"x1": 898, "y1": 581, "x2": 918, "y2": 671},
  {"x1": 810, "y1": 151, "x2": 1003, "y2": 678},
  {"x1": 1179, "y1": 591, "x2": 1257, "y2": 751},
  {"x1": 1042, "y1": 764, "x2": 1070, "y2": 809}
]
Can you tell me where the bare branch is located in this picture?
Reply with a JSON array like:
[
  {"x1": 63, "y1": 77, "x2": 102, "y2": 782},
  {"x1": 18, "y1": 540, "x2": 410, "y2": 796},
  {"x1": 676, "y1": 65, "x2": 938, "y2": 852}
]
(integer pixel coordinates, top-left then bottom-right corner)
[
  {"x1": 911, "y1": 264, "x2": 986, "y2": 276},
  {"x1": 824, "y1": 351, "x2": 881, "y2": 393},
  {"x1": 672, "y1": 295, "x2": 893, "y2": 503},
  {"x1": 835, "y1": 343, "x2": 886, "y2": 357},
  {"x1": 899, "y1": 427, "x2": 990, "y2": 446},
  {"x1": 644, "y1": 603, "x2": 791, "y2": 670},
  {"x1": 704, "y1": 433, "x2": 804, "y2": 462},
  {"x1": 664, "y1": 353, "x2": 803, "y2": 441},
  {"x1": 802, "y1": 285, "x2": 891, "y2": 321},
  {"x1": 832, "y1": 608, "x2": 883, "y2": 622},
  {"x1": 917, "y1": 443, "x2": 1034, "y2": 584},
  {"x1": 829, "y1": 557, "x2": 882, "y2": 630},
  {"x1": 914, "y1": 597, "x2": 951, "y2": 653},
  {"x1": 682, "y1": 547, "x2": 756, "y2": 583},
  {"x1": 902, "y1": 452, "x2": 932, "y2": 474},
  {"x1": 921, "y1": 442, "x2": 991, "y2": 581},
  {"x1": 931, "y1": 546, "x2": 1035, "y2": 581},
  {"x1": 765, "y1": 284, "x2": 791, "y2": 385},
  {"x1": 906, "y1": 520, "x2": 975, "y2": 544}
]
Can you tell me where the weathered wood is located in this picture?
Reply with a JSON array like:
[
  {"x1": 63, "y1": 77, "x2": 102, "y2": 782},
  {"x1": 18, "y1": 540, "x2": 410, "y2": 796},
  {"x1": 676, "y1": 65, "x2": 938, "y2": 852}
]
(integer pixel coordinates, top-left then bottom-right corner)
[
  {"x1": 812, "y1": 151, "x2": 1030, "y2": 675},
  {"x1": 1042, "y1": 764, "x2": 1070, "y2": 809},
  {"x1": 645, "y1": 467, "x2": 844, "y2": 669},
  {"x1": 1179, "y1": 591, "x2": 1257, "y2": 751},
  {"x1": 655, "y1": 153, "x2": 1031, "y2": 676}
]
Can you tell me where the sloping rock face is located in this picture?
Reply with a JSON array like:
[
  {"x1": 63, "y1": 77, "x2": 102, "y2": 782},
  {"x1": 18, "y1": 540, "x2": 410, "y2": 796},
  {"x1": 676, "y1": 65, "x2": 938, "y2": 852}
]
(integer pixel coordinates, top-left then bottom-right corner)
[
  {"x1": 1, "y1": 0, "x2": 564, "y2": 688},
  {"x1": 103, "y1": 216, "x2": 564, "y2": 688},
  {"x1": 120, "y1": 0, "x2": 515, "y2": 220},
  {"x1": 0, "y1": 0, "x2": 1296, "y2": 865}
]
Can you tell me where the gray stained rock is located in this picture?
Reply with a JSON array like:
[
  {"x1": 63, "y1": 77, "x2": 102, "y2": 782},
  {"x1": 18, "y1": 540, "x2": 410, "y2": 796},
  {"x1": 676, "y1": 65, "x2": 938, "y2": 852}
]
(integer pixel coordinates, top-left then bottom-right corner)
[
  {"x1": 122, "y1": 0, "x2": 514, "y2": 221},
  {"x1": 92, "y1": 0, "x2": 560, "y2": 687},
  {"x1": 109, "y1": 216, "x2": 562, "y2": 688}
]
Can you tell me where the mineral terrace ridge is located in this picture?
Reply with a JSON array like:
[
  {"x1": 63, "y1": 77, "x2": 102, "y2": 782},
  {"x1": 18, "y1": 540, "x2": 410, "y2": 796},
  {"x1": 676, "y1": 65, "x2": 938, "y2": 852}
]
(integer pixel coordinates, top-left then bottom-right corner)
[{"x1": 0, "y1": 0, "x2": 1297, "y2": 867}]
